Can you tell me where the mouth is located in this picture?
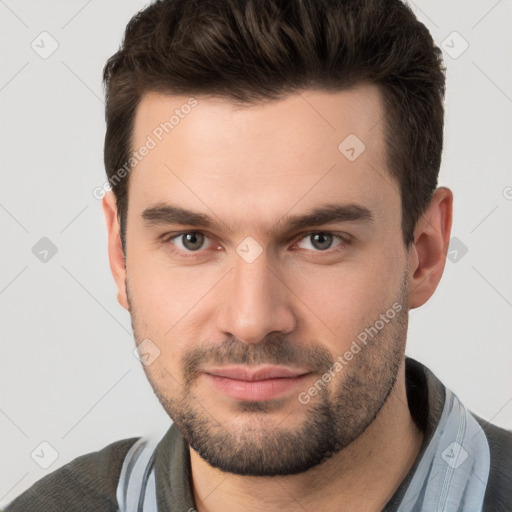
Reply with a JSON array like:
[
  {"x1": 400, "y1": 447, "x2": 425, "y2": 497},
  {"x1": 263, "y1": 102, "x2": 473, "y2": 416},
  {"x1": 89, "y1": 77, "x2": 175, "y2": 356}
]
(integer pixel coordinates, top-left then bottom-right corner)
[{"x1": 203, "y1": 365, "x2": 313, "y2": 402}]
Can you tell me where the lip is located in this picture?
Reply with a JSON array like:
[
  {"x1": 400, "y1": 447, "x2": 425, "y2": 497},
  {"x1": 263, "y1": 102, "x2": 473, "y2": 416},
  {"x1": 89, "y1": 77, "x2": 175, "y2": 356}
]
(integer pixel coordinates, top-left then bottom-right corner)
[{"x1": 203, "y1": 365, "x2": 312, "y2": 401}]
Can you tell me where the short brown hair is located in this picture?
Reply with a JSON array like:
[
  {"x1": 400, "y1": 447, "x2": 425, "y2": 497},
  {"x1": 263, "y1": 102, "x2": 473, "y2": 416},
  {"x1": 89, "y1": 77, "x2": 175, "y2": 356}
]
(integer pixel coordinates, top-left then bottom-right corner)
[{"x1": 103, "y1": 0, "x2": 446, "y2": 252}]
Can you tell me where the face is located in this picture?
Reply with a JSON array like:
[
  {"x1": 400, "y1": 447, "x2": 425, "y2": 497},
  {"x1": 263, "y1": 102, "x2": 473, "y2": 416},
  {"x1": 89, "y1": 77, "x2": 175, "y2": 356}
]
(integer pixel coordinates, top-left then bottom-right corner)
[{"x1": 118, "y1": 85, "x2": 412, "y2": 476}]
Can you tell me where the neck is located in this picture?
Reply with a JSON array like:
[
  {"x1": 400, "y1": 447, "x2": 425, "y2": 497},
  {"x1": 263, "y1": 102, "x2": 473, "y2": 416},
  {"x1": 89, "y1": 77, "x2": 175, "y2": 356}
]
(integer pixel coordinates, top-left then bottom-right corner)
[{"x1": 189, "y1": 359, "x2": 423, "y2": 512}]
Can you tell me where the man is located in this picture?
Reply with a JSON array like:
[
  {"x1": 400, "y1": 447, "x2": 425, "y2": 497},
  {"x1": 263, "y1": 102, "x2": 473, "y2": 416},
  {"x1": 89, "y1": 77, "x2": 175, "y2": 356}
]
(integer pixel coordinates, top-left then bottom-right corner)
[{"x1": 5, "y1": 0, "x2": 511, "y2": 511}]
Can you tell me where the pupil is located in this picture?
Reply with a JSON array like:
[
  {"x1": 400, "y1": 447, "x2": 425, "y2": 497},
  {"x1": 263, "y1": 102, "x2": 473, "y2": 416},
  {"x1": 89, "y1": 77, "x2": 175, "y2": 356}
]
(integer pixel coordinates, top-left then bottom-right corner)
[
  {"x1": 312, "y1": 233, "x2": 332, "y2": 250},
  {"x1": 184, "y1": 233, "x2": 203, "y2": 250}
]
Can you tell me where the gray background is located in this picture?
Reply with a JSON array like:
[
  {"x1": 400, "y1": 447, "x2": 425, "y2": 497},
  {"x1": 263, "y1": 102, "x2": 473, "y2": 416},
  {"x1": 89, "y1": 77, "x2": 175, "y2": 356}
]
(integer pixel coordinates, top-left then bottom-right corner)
[{"x1": 1, "y1": 0, "x2": 511, "y2": 506}]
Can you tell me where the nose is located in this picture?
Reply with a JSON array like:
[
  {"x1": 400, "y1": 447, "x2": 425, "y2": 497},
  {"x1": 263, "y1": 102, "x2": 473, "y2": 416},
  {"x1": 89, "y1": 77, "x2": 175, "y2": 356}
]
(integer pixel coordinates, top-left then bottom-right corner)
[{"x1": 215, "y1": 247, "x2": 297, "y2": 344}]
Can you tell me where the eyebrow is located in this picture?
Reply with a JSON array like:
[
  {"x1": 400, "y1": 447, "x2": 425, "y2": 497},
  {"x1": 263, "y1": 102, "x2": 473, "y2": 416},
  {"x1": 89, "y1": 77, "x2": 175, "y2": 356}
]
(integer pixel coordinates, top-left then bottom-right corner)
[{"x1": 141, "y1": 202, "x2": 374, "y2": 235}]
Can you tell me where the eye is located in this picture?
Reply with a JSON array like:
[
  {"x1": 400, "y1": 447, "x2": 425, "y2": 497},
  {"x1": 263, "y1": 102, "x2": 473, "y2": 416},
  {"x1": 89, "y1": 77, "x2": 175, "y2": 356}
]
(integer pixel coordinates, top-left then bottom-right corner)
[
  {"x1": 296, "y1": 232, "x2": 347, "y2": 251},
  {"x1": 161, "y1": 230, "x2": 350, "y2": 258},
  {"x1": 164, "y1": 232, "x2": 213, "y2": 253}
]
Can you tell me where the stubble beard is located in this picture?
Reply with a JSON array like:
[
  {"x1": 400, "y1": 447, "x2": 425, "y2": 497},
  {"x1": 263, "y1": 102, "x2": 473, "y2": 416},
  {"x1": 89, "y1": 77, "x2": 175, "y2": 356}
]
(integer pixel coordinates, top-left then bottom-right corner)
[{"x1": 127, "y1": 275, "x2": 409, "y2": 476}]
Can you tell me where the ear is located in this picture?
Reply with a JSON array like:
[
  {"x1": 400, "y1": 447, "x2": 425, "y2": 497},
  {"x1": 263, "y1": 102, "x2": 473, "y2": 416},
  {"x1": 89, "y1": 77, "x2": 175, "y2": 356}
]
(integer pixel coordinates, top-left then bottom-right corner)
[
  {"x1": 407, "y1": 187, "x2": 453, "y2": 309},
  {"x1": 102, "y1": 191, "x2": 130, "y2": 311}
]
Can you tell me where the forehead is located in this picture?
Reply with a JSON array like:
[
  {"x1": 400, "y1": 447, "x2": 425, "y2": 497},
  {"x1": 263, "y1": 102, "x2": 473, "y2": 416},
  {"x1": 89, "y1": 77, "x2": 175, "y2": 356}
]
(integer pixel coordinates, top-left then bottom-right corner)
[{"x1": 127, "y1": 85, "x2": 399, "y2": 233}]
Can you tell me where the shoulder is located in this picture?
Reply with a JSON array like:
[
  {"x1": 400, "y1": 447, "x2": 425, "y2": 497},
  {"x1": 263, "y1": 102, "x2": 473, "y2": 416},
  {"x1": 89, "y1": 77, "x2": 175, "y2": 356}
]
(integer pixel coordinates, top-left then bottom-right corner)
[
  {"x1": 4, "y1": 437, "x2": 140, "y2": 512},
  {"x1": 475, "y1": 415, "x2": 512, "y2": 512}
]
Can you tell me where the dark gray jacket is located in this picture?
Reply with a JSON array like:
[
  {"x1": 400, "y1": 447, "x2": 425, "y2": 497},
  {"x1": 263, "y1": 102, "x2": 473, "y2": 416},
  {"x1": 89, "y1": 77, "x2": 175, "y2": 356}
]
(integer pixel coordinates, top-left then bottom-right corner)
[{"x1": 4, "y1": 358, "x2": 511, "y2": 511}]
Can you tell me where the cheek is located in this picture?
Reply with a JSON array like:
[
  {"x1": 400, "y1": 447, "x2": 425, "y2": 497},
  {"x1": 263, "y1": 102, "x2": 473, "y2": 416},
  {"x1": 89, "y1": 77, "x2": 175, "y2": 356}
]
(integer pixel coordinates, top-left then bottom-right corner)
[
  {"x1": 288, "y1": 249, "x2": 405, "y2": 346},
  {"x1": 290, "y1": 266, "x2": 377, "y2": 342},
  {"x1": 127, "y1": 250, "x2": 224, "y2": 380},
  {"x1": 128, "y1": 243, "x2": 208, "y2": 325}
]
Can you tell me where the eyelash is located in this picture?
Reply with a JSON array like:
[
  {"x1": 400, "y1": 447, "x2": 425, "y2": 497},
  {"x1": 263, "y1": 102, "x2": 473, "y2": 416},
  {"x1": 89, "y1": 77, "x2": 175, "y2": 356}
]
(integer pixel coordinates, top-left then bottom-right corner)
[{"x1": 161, "y1": 231, "x2": 352, "y2": 259}]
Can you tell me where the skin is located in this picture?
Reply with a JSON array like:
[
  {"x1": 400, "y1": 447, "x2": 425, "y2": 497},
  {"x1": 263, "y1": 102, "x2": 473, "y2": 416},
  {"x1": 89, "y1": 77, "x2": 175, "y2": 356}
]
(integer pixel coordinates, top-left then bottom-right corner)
[{"x1": 103, "y1": 84, "x2": 453, "y2": 511}]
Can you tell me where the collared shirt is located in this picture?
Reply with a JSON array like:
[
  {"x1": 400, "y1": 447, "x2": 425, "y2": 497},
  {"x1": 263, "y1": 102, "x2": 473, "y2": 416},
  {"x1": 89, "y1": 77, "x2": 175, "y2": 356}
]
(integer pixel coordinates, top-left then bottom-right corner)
[{"x1": 4, "y1": 358, "x2": 512, "y2": 511}]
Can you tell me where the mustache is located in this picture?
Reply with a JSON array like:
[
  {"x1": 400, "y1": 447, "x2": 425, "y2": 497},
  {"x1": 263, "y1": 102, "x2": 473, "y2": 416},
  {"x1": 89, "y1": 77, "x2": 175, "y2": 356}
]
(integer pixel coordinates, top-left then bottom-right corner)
[{"x1": 182, "y1": 335, "x2": 334, "y2": 386}]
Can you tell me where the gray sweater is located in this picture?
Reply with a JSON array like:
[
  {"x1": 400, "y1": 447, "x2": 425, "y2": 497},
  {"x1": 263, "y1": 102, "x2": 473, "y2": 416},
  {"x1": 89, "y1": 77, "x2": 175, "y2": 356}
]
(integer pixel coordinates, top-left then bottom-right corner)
[{"x1": 4, "y1": 358, "x2": 512, "y2": 511}]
